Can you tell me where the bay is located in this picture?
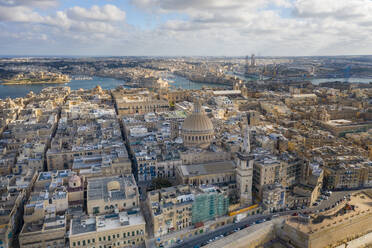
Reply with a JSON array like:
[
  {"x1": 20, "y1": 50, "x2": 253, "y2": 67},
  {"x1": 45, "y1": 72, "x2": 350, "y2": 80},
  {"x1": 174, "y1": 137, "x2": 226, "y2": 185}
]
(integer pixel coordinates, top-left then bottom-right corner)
[
  {"x1": 0, "y1": 76, "x2": 127, "y2": 99},
  {"x1": 0, "y1": 74, "x2": 229, "y2": 99}
]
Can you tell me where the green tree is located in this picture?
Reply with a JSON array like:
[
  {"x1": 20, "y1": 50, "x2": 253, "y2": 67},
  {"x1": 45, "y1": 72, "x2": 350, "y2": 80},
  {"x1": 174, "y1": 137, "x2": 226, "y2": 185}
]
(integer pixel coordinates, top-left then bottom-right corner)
[{"x1": 151, "y1": 178, "x2": 172, "y2": 190}]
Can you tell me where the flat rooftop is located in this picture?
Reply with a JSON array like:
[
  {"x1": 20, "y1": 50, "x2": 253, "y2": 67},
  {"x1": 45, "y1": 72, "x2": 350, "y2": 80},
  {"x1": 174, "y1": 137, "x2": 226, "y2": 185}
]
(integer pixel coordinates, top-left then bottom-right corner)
[
  {"x1": 87, "y1": 175, "x2": 137, "y2": 201},
  {"x1": 70, "y1": 211, "x2": 145, "y2": 236},
  {"x1": 179, "y1": 160, "x2": 235, "y2": 177}
]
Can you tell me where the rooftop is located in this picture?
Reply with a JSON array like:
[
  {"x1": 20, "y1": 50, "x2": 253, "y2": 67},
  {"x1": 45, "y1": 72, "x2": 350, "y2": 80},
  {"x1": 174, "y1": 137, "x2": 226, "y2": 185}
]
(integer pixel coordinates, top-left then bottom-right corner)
[
  {"x1": 70, "y1": 211, "x2": 145, "y2": 236},
  {"x1": 179, "y1": 160, "x2": 235, "y2": 177},
  {"x1": 87, "y1": 175, "x2": 137, "y2": 202}
]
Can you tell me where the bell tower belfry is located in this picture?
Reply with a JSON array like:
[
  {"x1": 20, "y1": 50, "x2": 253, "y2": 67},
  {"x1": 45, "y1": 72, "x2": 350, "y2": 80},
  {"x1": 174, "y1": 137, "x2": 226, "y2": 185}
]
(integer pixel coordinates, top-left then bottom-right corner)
[{"x1": 236, "y1": 115, "x2": 254, "y2": 206}]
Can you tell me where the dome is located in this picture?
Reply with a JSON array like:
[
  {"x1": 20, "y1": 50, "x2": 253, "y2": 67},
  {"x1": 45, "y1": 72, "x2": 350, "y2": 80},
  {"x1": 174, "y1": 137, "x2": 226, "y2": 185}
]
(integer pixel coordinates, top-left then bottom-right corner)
[
  {"x1": 182, "y1": 113, "x2": 213, "y2": 133},
  {"x1": 69, "y1": 175, "x2": 81, "y2": 188},
  {"x1": 107, "y1": 181, "x2": 120, "y2": 191},
  {"x1": 181, "y1": 100, "x2": 214, "y2": 148}
]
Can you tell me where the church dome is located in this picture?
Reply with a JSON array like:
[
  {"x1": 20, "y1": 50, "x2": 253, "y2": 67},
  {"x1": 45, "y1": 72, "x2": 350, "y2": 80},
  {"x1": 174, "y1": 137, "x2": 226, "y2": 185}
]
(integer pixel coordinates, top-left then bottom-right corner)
[
  {"x1": 182, "y1": 112, "x2": 213, "y2": 133},
  {"x1": 181, "y1": 100, "x2": 214, "y2": 148}
]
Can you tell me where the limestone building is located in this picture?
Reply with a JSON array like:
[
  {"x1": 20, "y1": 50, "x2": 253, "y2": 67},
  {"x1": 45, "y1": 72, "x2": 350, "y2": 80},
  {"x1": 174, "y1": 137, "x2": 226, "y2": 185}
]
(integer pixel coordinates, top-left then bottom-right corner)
[
  {"x1": 112, "y1": 88, "x2": 169, "y2": 116},
  {"x1": 252, "y1": 150, "x2": 283, "y2": 200},
  {"x1": 19, "y1": 170, "x2": 76, "y2": 248},
  {"x1": 69, "y1": 211, "x2": 146, "y2": 248},
  {"x1": 262, "y1": 183, "x2": 286, "y2": 212},
  {"x1": 87, "y1": 175, "x2": 140, "y2": 215},
  {"x1": 147, "y1": 185, "x2": 229, "y2": 238},
  {"x1": 176, "y1": 161, "x2": 236, "y2": 186}
]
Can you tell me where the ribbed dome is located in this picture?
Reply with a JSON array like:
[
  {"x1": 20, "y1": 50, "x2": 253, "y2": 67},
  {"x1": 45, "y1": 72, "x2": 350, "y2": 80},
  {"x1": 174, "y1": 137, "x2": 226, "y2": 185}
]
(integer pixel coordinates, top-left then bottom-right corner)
[
  {"x1": 181, "y1": 100, "x2": 214, "y2": 148},
  {"x1": 182, "y1": 113, "x2": 213, "y2": 133}
]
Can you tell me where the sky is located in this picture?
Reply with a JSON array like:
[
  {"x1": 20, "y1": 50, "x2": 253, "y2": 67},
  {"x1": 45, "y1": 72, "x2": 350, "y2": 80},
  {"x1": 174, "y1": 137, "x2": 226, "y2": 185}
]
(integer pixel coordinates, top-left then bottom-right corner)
[{"x1": 0, "y1": 0, "x2": 372, "y2": 56}]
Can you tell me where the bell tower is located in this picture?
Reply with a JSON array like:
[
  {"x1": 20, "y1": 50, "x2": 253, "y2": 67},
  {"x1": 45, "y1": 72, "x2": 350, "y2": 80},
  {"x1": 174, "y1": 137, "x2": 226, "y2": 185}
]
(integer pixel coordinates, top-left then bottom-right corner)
[{"x1": 236, "y1": 115, "x2": 254, "y2": 206}]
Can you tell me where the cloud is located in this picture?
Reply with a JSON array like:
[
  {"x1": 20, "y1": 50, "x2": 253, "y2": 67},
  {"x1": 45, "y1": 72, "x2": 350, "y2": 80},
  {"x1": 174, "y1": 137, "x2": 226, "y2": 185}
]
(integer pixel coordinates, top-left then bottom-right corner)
[
  {"x1": 293, "y1": 0, "x2": 372, "y2": 19},
  {"x1": 0, "y1": 4, "x2": 126, "y2": 34},
  {"x1": 131, "y1": 0, "x2": 292, "y2": 14},
  {"x1": 0, "y1": 6, "x2": 44, "y2": 22},
  {"x1": 1, "y1": 0, "x2": 372, "y2": 56},
  {"x1": 133, "y1": 0, "x2": 372, "y2": 56},
  {"x1": 0, "y1": 0, "x2": 57, "y2": 7},
  {"x1": 66, "y1": 4, "x2": 126, "y2": 22}
]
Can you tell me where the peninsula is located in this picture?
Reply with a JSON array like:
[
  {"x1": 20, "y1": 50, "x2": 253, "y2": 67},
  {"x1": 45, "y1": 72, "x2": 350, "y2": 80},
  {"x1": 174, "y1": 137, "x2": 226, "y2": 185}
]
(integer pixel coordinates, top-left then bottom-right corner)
[{"x1": 1, "y1": 71, "x2": 70, "y2": 85}]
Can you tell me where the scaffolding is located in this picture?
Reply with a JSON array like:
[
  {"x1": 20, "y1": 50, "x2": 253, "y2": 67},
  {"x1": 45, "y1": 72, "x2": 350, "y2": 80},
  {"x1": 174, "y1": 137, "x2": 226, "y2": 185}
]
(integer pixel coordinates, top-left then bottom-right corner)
[{"x1": 191, "y1": 192, "x2": 229, "y2": 224}]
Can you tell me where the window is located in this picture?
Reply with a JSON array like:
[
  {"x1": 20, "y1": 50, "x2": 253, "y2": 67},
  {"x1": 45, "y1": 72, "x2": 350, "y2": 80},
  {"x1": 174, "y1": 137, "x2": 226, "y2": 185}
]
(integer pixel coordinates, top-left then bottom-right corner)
[
  {"x1": 93, "y1": 207, "x2": 100, "y2": 214},
  {"x1": 92, "y1": 239, "x2": 95, "y2": 243},
  {"x1": 117, "y1": 234, "x2": 120, "y2": 238},
  {"x1": 132, "y1": 231, "x2": 135, "y2": 236},
  {"x1": 88, "y1": 239, "x2": 90, "y2": 244},
  {"x1": 127, "y1": 232, "x2": 130, "y2": 237},
  {"x1": 99, "y1": 237, "x2": 102, "y2": 242},
  {"x1": 73, "y1": 242, "x2": 76, "y2": 247},
  {"x1": 108, "y1": 236, "x2": 111, "y2": 241},
  {"x1": 83, "y1": 240, "x2": 86, "y2": 246},
  {"x1": 123, "y1": 233, "x2": 126, "y2": 238},
  {"x1": 78, "y1": 241, "x2": 80, "y2": 246}
]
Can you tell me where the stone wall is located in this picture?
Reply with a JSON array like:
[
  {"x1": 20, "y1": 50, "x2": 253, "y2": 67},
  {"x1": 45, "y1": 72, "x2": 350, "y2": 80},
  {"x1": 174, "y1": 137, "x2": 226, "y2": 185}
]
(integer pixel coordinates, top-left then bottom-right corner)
[
  {"x1": 278, "y1": 210, "x2": 372, "y2": 248},
  {"x1": 204, "y1": 219, "x2": 284, "y2": 248}
]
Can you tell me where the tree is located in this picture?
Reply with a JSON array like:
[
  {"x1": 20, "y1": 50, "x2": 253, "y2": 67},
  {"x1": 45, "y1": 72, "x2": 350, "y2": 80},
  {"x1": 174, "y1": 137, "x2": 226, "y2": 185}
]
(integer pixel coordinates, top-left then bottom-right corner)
[{"x1": 151, "y1": 178, "x2": 172, "y2": 190}]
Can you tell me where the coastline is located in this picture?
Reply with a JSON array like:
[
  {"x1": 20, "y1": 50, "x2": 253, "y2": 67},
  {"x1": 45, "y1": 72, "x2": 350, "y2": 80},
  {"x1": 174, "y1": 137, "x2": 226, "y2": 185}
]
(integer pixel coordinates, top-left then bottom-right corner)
[{"x1": 0, "y1": 80, "x2": 70, "y2": 85}]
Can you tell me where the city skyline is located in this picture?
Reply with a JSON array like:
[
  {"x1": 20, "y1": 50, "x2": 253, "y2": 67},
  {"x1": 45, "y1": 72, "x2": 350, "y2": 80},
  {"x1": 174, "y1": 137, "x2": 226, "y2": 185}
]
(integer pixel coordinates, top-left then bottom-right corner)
[{"x1": 1, "y1": 0, "x2": 372, "y2": 56}]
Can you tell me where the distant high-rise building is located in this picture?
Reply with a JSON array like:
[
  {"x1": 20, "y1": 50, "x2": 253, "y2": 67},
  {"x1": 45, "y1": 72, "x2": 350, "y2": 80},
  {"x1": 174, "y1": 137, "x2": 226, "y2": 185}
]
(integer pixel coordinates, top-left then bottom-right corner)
[
  {"x1": 245, "y1": 55, "x2": 249, "y2": 76},
  {"x1": 251, "y1": 54, "x2": 256, "y2": 67}
]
